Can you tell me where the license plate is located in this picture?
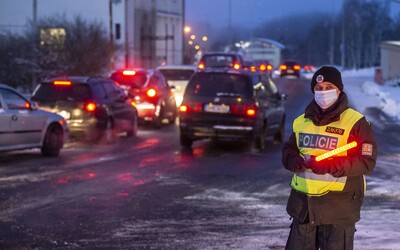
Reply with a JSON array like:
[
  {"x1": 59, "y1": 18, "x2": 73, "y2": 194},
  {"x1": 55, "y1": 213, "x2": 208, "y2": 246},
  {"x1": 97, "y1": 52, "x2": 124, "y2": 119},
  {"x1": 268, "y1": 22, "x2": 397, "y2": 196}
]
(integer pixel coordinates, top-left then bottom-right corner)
[
  {"x1": 287, "y1": 69, "x2": 294, "y2": 73},
  {"x1": 204, "y1": 103, "x2": 229, "y2": 113}
]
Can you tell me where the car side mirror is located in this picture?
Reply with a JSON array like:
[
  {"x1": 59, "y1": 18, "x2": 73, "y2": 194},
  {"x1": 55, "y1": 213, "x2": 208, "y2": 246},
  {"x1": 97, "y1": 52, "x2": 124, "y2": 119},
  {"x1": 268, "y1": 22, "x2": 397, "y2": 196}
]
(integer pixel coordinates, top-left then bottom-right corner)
[
  {"x1": 281, "y1": 93, "x2": 288, "y2": 100},
  {"x1": 30, "y1": 102, "x2": 38, "y2": 110}
]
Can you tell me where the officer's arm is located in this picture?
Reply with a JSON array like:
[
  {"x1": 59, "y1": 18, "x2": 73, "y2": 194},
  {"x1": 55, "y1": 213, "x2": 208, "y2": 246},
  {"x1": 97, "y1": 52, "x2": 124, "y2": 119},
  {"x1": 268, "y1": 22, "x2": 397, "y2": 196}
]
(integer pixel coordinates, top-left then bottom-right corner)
[
  {"x1": 327, "y1": 117, "x2": 377, "y2": 177},
  {"x1": 282, "y1": 132, "x2": 306, "y2": 172}
]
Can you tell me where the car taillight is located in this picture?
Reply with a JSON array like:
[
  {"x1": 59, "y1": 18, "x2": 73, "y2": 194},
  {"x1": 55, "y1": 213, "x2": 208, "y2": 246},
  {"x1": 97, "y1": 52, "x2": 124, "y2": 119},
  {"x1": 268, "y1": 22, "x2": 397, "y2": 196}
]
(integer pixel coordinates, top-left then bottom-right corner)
[
  {"x1": 146, "y1": 88, "x2": 157, "y2": 97},
  {"x1": 180, "y1": 101, "x2": 203, "y2": 113},
  {"x1": 231, "y1": 103, "x2": 257, "y2": 116},
  {"x1": 24, "y1": 102, "x2": 31, "y2": 109},
  {"x1": 267, "y1": 65, "x2": 273, "y2": 71},
  {"x1": 280, "y1": 65, "x2": 287, "y2": 70},
  {"x1": 294, "y1": 65, "x2": 301, "y2": 70},
  {"x1": 233, "y1": 62, "x2": 241, "y2": 70},
  {"x1": 54, "y1": 80, "x2": 71, "y2": 86},
  {"x1": 122, "y1": 70, "x2": 136, "y2": 76},
  {"x1": 85, "y1": 102, "x2": 96, "y2": 112},
  {"x1": 198, "y1": 62, "x2": 205, "y2": 69},
  {"x1": 250, "y1": 66, "x2": 257, "y2": 72},
  {"x1": 259, "y1": 64, "x2": 267, "y2": 71}
]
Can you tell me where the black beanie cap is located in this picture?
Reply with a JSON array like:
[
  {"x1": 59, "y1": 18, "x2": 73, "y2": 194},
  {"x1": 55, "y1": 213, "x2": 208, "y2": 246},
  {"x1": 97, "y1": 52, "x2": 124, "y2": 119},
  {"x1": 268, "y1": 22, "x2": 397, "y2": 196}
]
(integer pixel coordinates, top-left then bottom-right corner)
[{"x1": 311, "y1": 66, "x2": 343, "y2": 93}]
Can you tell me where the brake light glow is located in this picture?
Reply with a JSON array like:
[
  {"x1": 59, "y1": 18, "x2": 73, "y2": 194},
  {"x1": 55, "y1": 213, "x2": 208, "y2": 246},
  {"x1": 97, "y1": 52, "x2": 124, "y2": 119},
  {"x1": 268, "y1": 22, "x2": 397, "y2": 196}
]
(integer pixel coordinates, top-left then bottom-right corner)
[
  {"x1": 233, "y1": 62, "x2": 241, "y2": 70},
  {"x1": 85, "y1": 102, "x2": 96, "y2": 112},
  {"x1": 146, "y1": 88, "x2": 157, "y2": 97},
  {"x1": 280, "y1": 65, "x2": 287, "y2": 70},
  {"x1": 246, "y1": 108, "x2": 256, "y2": 116},
  {"x1": 54, "y1": 81, "x2": 71, "y2": 86},
  {"x1": 24, "y1": 102, "x2": 31, "y2": 109},
  {"x1": 259, "y1": 64, "x2": 267, "y2": 71},
  {"x1": 315, "y1": 141, "x2": 358, "y2": 162},
  {"x1": 198, "y1": 62, "x2": 205, "y2": 69},
  {"x1": 294, "y1": 65, "x2": 301, "y2": 71},
  {"x1": 231, "y1": 103, "x2": 257, "y2": 116},
  {"x1": 122, "y1": 70, "x2": 136, "y2": 76},
  {"x1": 267, "y1": 65, "x2": 273, "y2": 71},
  {"x1": 179, "y1": 102, "x2": 202, "y2": 113}
]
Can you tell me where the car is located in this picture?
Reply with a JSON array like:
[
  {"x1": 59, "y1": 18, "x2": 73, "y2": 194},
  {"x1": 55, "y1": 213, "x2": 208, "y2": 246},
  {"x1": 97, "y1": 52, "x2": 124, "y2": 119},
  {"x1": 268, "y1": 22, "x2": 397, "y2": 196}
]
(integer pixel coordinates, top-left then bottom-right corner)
[
  {"x1": 109, "y1": 68, "x2": 177, "y2": 127},
  {"x1": 243, "y1": 59, "x2": 258, "y2": 72},
  {"x1": 280, "y1": 60, "x2": 301, "y2": 78},
  {"x1": 254, "y1": 59, "x2": 274, "y2": 76},
  {"x1": 30, "y1": 76, "x2": 138, "y2": 143},
  {"x1": 0, "y1": 83, "x2": 68, "y2": 156},
  {"x1": 179, "y1": 68, "x2": 287, "y2": 151},
  {"x1": 156, "y1": 65, "x2": 196, "y2": 108},
  {"x1": 197, "y1": 52, "x2": 245, "y2": 70}
]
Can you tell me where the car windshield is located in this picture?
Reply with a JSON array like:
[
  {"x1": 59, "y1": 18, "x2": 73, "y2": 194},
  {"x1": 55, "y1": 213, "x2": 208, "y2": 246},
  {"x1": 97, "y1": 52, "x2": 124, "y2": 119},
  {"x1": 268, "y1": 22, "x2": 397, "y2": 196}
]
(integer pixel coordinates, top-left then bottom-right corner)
[
  {"x1": 32, "y1": 83, "x2": 91, "y2": 101},
  {"x1": 185, "y1": 73, "x2": 252, "y2": 98},
  {"x1": 158, "y1": 69, "x2": 194, "y2": 81},
  {"x1": 110, "y1": 71, "x2": 148, "y2": 88},
  {"x1": 202, "y1": 55, "x2": 235, "y2": 68}
]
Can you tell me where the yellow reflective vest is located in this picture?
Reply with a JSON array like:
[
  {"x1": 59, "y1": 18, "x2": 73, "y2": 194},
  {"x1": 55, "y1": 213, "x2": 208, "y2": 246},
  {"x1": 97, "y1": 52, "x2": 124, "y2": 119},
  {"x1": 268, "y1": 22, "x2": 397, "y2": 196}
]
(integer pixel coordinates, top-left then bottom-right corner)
[{"x1": 290, "y1": 108, "x2": 364, "y2": 196}]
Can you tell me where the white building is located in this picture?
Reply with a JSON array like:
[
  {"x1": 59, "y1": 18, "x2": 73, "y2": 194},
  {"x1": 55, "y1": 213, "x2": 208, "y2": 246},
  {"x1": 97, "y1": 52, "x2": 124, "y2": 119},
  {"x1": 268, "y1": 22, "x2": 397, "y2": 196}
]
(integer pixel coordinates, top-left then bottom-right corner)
[
  {"x1": 235, "y1": 38, "x2": 285, "y2": 69},
  {"x1": 380, "y1": 41, "x2": 400, "y2": 83},
  {"x1": 0, "y1": 0, "x2": 184, "y2": 69}
]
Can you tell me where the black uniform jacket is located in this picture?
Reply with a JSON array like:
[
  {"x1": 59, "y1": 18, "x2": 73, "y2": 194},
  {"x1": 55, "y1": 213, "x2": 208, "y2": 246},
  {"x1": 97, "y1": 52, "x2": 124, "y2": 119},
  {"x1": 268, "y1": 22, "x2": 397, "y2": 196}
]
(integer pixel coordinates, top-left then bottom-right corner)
[{"x1": 282, "y1": 92, "x2": 377, "y2": 225}]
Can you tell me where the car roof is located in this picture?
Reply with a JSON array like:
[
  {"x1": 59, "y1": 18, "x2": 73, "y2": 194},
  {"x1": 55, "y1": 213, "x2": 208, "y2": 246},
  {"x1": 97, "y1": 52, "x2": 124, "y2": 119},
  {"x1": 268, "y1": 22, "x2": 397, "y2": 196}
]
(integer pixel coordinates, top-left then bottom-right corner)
[
  {"x1": 0, "y1": 83, "x2": 24, "y2": 93},
  {"x1": 43, "y1": 76, "x2": 112, "y2": 85},
  {"x1": 110, "y1": 68, "x2": 160, "y2": 76},
  {"x1": 156, "y1": 65, "x2": 196, "y2": 70},
  {"x1": 194, "y1": 68, "x2": 260, "y2": 77},
  {"x1": 201, "y1": 52, "x2": 242, "y2": 56}
]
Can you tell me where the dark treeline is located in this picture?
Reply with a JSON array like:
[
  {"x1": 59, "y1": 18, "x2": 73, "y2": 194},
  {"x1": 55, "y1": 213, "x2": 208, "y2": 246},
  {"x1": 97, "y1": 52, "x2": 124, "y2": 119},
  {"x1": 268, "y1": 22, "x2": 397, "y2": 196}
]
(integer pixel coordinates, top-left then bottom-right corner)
[
  {"x1": 211, "y1": 0, "x2": 398, "y2": 69},
  {"x1": 1, "y1": 0, "x2": 399, "y2": 90},
  {"x1": 0, "y1": 16, "x2": 110, "y2": 91}
]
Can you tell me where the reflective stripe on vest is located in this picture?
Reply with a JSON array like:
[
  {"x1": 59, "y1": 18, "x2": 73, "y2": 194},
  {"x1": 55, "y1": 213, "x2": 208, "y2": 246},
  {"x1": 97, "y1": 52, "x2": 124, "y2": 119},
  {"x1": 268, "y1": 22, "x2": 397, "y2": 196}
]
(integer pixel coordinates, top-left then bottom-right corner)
[{"x1": 290, "y1": 108, "x2": 364, "y2": 196}]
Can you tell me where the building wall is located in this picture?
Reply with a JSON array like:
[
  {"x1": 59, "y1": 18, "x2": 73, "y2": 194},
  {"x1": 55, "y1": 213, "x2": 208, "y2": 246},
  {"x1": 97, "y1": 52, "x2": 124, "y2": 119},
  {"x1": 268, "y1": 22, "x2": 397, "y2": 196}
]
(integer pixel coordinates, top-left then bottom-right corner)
[
  {"x1": 380, "y1": 41, "x2": 400, "y2": 81},
  {"x1": 0, "y1": 0, "x2": 183, "y2": 70}
]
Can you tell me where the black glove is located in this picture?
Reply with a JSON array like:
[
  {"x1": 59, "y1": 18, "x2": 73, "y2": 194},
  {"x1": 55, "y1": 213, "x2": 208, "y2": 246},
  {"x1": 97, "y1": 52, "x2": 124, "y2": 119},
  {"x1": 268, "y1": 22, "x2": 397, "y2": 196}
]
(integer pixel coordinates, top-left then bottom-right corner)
[
  {"x1": 305, "y1": 156, "x2": 333, "y2": 175},
  {"x1": 293, "y1": 156, "x2": 307, "y2": 173}
]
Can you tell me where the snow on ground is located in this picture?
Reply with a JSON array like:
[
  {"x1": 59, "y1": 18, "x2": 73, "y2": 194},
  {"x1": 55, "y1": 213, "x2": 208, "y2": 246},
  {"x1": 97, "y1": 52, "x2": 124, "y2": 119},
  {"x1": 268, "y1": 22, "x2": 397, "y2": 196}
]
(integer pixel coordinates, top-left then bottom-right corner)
[
  {"x1": 304, "y1": 67, "x2": 400, "y2": 122},
  {"x1": 187, "y1": 69, "x2": 400, "y2": 249}
]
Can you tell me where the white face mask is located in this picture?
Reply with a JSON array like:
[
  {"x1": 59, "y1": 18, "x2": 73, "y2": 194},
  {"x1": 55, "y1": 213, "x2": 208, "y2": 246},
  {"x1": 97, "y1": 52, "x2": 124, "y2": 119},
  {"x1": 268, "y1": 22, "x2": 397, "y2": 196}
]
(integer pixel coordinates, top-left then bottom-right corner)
[{"x1": 314, "y1": 89, "x2": 338, "y2": 109}]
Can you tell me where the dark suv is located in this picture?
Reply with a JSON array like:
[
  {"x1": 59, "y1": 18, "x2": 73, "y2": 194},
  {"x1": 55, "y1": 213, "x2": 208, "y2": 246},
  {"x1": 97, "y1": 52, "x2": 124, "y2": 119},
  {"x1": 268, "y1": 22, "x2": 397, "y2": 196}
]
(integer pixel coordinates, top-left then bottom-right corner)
[
  {"x1": 31, "y1": 76, "x2": 138, "y2": 143},
  {"x1": 110, "y1": 68, "x2": 177, "y2": 127},
  {"x1": 197, "y1": 52, "x2": 245, "y2": 70},
  {"x1": 280, "y1": 60, "x2": 301, "y2": 78},
  {"x1": 179, "y1": 69, "x2": 287, "y2": 151}
]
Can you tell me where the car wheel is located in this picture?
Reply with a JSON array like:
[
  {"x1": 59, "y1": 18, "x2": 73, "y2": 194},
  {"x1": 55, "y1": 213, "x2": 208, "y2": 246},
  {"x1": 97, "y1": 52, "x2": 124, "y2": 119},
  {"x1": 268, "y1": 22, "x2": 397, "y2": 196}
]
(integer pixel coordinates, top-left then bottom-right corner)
[
  {"x1": 253, "y1": 128, "x2": 265, "y2": 152},
  {"x1": 41, "y1": 124, "x2": 63, "y2": 157},
  {"x1": 180, "y1": 134, "x2": 193, "y2": 148},
  {"x1": 98, "y1": 119, "x2": 116, "y2": 144},
  {"x1": 153, "y1": 105, "x2": 163, "y2": 129},
  {"x1": 126, "y1": 113, "x2": 138, "y2": 137},
  {"x1": 169, "y1": 108, "x2": 177, "y2": 124},
  {"x1": 273, "y1": 116, "x2": 285, "y2": 144}
]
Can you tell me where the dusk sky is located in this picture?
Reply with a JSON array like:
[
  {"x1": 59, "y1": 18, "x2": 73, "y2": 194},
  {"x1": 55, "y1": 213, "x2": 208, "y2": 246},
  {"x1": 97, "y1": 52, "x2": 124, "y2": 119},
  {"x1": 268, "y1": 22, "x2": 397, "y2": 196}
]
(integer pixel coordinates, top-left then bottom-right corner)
[
  {"x1": 185, "y1": 0, "x2": 400, "y2": 29},
  {"x1": 185, "y1": 0, "x2": 343, "y2": 28}
]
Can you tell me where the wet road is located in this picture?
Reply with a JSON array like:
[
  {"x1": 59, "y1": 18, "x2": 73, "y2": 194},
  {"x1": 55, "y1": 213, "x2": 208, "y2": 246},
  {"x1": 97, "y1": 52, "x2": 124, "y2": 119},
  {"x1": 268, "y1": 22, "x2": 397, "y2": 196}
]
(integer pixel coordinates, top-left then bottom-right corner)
[{"x1": 1, "y1": 77, "x2": 399, "y2": 249}]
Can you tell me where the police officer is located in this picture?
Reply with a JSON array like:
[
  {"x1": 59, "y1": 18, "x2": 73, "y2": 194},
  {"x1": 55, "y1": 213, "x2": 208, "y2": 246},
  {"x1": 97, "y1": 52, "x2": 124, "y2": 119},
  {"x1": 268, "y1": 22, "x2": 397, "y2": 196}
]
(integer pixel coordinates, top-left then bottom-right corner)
[{"x1": 281, "y1": 66, "x2": 377, "y2": 250}]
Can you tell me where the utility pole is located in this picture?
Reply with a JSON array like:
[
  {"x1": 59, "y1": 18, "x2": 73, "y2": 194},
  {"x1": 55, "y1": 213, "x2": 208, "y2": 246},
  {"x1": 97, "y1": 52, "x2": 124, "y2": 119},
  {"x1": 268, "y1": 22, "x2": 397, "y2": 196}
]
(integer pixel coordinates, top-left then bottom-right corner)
[
  {"x1": 33, "y1": 0, "x2": 37, "y2": 26},
  {"x1": 109, "y1": 0, "x2": 115, "y2": 70},
  {"x1": 341, "y1": 12, "x2": 345, "y2": 68},
  {"x1": 228, "y1": 0, "x2": 232, "y2": 46}
]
